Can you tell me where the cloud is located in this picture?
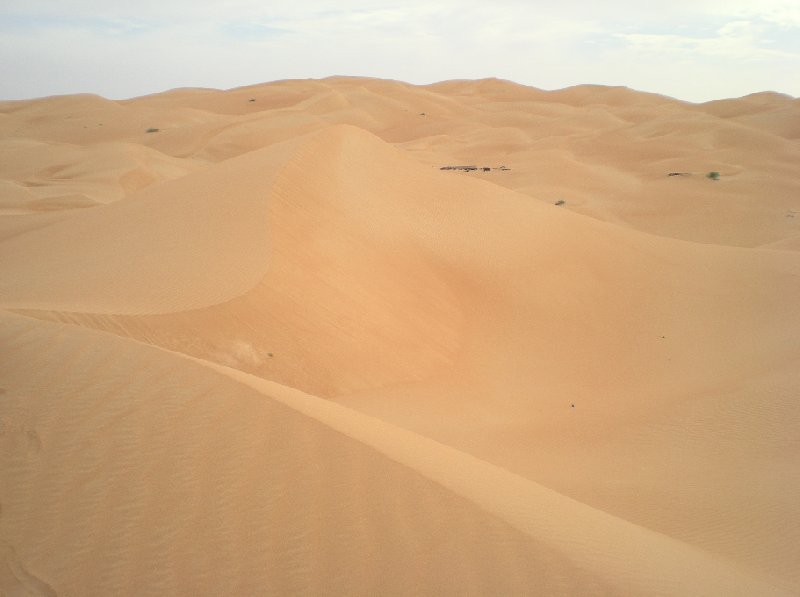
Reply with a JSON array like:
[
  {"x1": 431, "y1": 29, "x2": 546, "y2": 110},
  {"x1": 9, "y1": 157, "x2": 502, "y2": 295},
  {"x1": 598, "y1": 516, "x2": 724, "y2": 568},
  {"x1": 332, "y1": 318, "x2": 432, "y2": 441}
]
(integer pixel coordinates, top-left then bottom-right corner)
[
  {"x1": 713, "y1": 0, "x2": 800, "y2": 28},
  {"x1": 616, "y1": 19, "x2": 800, "y2": 61},
  {"x1": 1, "y1": 1, "x2": 798, "y2": 101}
]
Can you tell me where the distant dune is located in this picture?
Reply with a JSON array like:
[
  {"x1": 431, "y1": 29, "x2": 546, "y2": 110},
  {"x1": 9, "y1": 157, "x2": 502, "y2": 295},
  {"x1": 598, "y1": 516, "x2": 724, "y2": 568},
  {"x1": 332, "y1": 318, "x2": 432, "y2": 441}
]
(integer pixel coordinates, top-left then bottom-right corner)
[{"x1": 1, "y1": 78, "x2": 799, "y2": 596}]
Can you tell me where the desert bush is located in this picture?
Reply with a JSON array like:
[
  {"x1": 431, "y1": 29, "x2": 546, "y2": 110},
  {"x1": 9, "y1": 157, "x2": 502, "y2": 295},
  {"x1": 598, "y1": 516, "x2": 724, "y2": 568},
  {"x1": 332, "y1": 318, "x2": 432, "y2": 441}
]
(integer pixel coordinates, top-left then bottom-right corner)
[{"x1": 707, "y1": 171, "x2": 720, "y2": 180}]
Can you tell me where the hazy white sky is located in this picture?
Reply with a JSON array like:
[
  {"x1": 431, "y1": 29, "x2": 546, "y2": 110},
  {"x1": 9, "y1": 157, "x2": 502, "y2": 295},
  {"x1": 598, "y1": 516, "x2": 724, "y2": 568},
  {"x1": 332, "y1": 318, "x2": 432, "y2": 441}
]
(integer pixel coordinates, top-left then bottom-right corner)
[{"x1": 1, "y1": 0, "x2": 798, "y2": 102}]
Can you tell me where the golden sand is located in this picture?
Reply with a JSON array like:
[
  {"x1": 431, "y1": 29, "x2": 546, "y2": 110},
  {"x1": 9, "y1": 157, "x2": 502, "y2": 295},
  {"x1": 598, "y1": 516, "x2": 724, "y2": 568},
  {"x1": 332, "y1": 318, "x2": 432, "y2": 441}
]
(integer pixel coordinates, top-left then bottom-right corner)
[{"x1": 1, "y1": 77, "x2": 798, "y2": 595}]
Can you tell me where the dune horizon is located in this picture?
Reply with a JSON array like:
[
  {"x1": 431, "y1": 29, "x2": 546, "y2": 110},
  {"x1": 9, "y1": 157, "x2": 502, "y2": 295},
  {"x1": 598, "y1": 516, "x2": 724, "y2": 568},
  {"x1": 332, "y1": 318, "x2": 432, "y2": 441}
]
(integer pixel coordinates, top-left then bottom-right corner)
[
  {"x1": 4, "y1": 73, "x2": 799, "y2": 107},
  {"x1": 1, "y1": 76, "x2": 799, "y2": 596}
]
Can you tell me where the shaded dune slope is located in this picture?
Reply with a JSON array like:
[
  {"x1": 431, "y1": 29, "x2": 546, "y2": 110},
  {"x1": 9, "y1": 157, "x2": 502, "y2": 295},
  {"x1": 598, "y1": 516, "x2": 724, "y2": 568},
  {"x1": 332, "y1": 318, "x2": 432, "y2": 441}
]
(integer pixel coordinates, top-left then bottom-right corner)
[{"x1": 6, "y1": 125, "x2": 798, "y2": 398}]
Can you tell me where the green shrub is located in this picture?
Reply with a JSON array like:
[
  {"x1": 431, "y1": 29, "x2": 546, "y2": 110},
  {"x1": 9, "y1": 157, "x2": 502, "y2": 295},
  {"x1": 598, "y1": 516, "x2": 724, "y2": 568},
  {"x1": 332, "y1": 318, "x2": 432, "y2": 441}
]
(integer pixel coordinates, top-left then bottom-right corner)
[
  {"x1": 146, "y1": 127, "x2": 160, "y2": 133},
  {"x1": 706, "y1": 171, "x2": 720, "y2": 180}
]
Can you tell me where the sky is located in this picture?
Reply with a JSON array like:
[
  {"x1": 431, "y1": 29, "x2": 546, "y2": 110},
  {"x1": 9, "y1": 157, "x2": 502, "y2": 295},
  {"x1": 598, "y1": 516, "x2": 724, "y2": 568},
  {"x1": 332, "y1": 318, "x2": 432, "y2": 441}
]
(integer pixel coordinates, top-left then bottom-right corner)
[{"x1": 1, "y1": 0, "x2": 798, "y2": 102}]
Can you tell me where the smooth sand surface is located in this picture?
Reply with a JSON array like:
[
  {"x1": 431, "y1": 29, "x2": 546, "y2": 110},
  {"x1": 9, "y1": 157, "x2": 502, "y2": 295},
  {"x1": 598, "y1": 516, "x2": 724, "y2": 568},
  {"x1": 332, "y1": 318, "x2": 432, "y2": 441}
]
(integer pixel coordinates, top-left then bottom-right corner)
[{"x1": 1, "y1": 77, "x2": 799, "y2": 595}]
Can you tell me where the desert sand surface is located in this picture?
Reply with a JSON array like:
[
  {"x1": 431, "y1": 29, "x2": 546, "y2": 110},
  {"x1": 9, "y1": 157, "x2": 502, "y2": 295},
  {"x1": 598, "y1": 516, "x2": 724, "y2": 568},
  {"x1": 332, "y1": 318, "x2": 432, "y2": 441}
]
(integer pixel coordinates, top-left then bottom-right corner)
[{"x1": 1, "y1": 77, "x2": 799, "y2": 596}]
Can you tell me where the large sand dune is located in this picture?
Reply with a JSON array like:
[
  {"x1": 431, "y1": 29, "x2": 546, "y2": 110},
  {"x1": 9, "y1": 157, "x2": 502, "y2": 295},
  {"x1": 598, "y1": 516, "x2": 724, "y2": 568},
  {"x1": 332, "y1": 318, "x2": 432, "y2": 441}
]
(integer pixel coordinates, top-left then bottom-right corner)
[{"x1": 1, "y1": 77, "x2": 799, "y2": 595}]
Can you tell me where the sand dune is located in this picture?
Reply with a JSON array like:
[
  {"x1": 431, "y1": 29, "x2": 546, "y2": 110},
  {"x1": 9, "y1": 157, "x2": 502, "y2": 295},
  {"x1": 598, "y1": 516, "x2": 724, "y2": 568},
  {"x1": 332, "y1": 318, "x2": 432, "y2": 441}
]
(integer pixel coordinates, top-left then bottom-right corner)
[
  {"x1": 0, "y1": 313, "x2": 792, "y2": 596},
  {"x1": 2, "y1": 77, "x2": 797, "y2": 244},
  {"x1": 1, "y1": 77, "x2": 799, "y2": 595}
]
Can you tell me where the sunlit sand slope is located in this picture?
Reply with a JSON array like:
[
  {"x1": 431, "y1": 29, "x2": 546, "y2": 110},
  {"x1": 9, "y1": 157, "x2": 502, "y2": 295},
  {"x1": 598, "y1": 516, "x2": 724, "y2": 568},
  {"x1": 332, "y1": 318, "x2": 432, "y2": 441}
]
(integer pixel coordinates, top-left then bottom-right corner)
[{"x1": 0, "y1": 313, "x2": 792, "y2": 596}]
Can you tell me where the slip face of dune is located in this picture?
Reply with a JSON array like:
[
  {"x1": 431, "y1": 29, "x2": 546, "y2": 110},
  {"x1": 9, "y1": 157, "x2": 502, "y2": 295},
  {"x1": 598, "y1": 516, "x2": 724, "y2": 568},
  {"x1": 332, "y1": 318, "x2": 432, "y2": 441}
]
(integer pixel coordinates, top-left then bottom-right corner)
[{"x1": 1, "y1": 77, "x2": 799, "y2": 595}]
